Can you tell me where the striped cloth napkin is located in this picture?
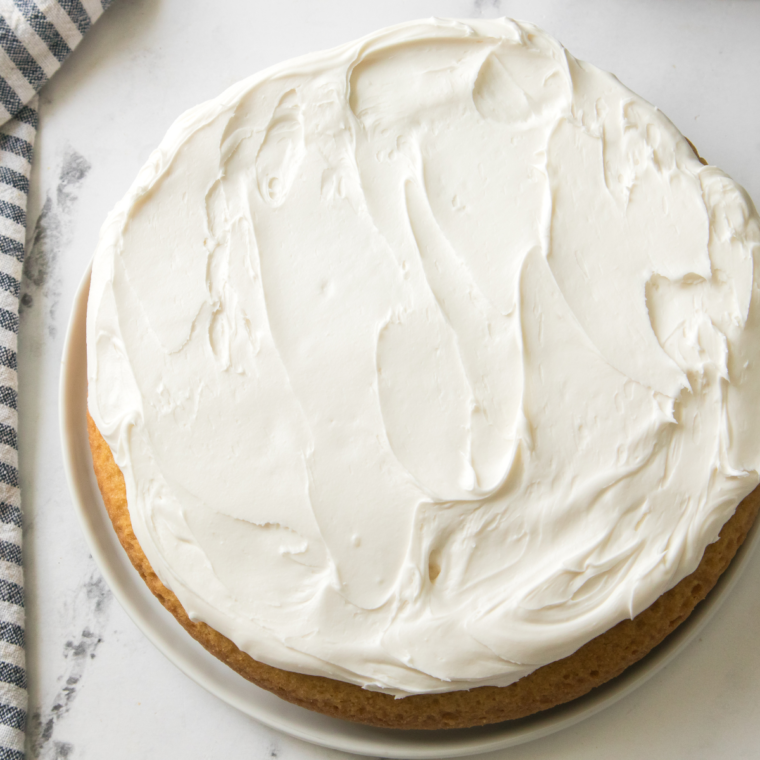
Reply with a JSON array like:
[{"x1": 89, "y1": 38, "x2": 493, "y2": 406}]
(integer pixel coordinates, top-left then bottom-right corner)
[{"x1": 0, "y1": 2, "x2": 114, "y2": 757}]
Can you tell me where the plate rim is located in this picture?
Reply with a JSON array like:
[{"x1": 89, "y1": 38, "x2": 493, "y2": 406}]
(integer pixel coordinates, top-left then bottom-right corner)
[{"x1": 59, "y1": 260, "x2": 760, "y2": 759}]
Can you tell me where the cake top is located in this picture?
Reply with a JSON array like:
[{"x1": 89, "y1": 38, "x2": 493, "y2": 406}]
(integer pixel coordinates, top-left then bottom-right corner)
[{"x1": 87, "y1": 18, "x2": 760, "y2": 695}]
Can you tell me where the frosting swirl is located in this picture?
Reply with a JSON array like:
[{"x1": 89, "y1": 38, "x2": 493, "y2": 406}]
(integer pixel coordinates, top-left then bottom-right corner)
[{"x1": 87, "y1": 18, "x2": 760, "y2": 695}]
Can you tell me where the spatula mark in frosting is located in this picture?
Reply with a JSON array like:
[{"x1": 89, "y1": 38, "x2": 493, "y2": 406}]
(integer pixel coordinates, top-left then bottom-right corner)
[
  {"x1": 544, "y1": 56, "x2": 716, "y2": 400},
  {"x1": 472, "y1": 26, "x2": 571, "y2": 127},
  {"x1": 255, "y1": 89, "x2": 305, "y2": 207},
  {"x1": 375, "y1": 179, "x2": 522, "y2": 500}
]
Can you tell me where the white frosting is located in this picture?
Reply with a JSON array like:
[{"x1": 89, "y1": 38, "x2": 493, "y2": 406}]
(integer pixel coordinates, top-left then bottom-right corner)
[{"x1": 87, "y1": 18, "x2": 760, "y2": 696}]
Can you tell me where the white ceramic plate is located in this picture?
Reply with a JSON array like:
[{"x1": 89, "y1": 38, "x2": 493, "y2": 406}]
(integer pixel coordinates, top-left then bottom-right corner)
[{"x1": 60, "y1": 262, "x2": 760, "y2": 759}]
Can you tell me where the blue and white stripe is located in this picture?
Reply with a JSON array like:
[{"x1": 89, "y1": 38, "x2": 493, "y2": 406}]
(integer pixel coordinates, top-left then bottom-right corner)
[
  {"x1": 0, "y1": 1, "x2": 113, "y2": 757},
  {"x1": 0, "y1": 96, "x2": 34, "y2": 760}
]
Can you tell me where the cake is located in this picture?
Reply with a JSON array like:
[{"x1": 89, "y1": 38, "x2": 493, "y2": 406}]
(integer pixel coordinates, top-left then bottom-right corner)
[{"x1": 86, "y1": 18, "x2": 760, "y2": 729}]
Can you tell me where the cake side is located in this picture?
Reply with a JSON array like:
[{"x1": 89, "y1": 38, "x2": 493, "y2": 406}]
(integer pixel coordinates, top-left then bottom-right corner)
[{"x1": 88, "y1": 412, "x2": 760, "y2": 729}]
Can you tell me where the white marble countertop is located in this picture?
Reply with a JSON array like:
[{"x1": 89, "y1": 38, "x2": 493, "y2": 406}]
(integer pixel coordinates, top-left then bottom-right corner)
[{"x1": 18, "y1": 0, "x2": 760, "y2": 757}]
